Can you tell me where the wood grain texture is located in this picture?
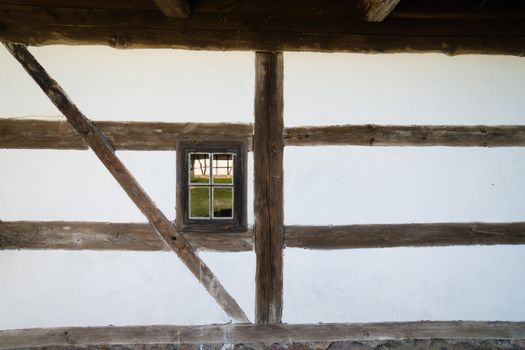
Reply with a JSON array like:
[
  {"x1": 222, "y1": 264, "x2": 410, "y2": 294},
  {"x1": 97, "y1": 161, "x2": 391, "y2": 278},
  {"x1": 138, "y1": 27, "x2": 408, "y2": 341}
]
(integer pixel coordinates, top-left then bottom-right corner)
[
  {"x1": 1, "y1": 322, "x2": 524, "y2": 349},
  {"x1": 285, "y1": 222, "x2": 525, "y2": 250},
  {"x1": 153, "y1": 0, "x2": 190, "y2": 18},
  {"x1": 254, "y1": 52, "x2": 284, "y2": 324},
  {"x1": 0, "y1": 340, "x2": 521, "y2": 350},
  {"x1": 0, "y1": 2, "x2": 524, "y2": 55},
  {"x1": 359, "y1": 0, "x2": 401, "y2": 22},
  {"x1": 0, "y1": 221, "x2": 253, "y2": 252},
  {"x1": 2, "y1": 222, "x2": 525, "y2": 252},
  {"x1": 0, "y1": 118, "x2": 253, "y2": 150},
  {"x1": 3, "y1": 43, "x2": 249, "y2": 323},
  {"x1": 4, "y1": 120, "x2": 525, "y2": 150},
  {"x1": 284, "y1": 124, "x2": 525, "y2": 147}
]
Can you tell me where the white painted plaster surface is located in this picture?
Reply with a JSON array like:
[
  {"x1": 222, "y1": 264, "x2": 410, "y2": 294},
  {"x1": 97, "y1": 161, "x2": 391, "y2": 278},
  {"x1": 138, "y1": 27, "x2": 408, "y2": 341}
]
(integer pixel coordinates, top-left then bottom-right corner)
[{"x1": 0, "y1": 46, "x2": 524, "y2": 329}]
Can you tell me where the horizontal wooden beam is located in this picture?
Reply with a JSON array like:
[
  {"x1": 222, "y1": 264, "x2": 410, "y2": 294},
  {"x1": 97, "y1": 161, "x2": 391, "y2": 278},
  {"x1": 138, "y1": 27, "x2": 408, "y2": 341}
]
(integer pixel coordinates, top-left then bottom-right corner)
[
  {"x1": 0, "y1": 119, "x2": 253, "y2": 150},
  {"x1": 0, "y1": 221, "x2": 253, "y2": 252},
  {"x1": 4, "y1": 120, "x2": 525, "y2": 150},
  {"x1": 0, "y1": 3, "x2": 524, "y2": 55},
  {"x1": 284, "y1": 125, "x2": 525, "y2": 147},
  {"x1": 2, "y1": 221, "x2": 524, "y2": 252},
  {"x1": 285, "y1": 222, "x2": 525, "y2": 250},
  {"x1": 1, "y1": 321, "x2": 524, "y2": 349}
]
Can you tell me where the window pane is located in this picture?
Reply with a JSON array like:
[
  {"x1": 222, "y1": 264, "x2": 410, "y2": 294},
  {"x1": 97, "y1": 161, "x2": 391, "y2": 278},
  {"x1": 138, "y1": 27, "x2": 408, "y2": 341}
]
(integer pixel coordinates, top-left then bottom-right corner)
[
  {"x1": 213, "y1": 187, "x2": 233, "y2": 218},
  {"x1": 190, "y1": 186, "x2": 210, "y2": 218},
  {"x1": 213, "y1": 154, "x2": 234, "y2": 184},
  {"x1": 189, "y1": 153, "x2": 210, "y2": 184}
]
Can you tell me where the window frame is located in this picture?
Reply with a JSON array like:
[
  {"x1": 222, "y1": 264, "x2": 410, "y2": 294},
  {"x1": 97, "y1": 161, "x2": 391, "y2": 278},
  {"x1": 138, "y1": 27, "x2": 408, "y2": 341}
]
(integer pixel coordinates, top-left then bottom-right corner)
[{"x1": 176, "y1": 140, "x2": 247, "y2": 233}]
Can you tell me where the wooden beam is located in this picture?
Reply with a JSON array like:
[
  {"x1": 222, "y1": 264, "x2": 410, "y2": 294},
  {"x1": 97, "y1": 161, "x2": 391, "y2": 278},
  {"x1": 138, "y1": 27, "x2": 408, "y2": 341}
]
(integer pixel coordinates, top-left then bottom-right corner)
[
  {"x1": 389, "y1": 0, "x2": 525, "y2": 21},
  {"x1": 2, "y1": 221, "x2": 525, "y2": 252},
  {"x1": 3, "y1": 43, "x2": 249, "y2": 323},
  {"x1": 0, "y1": 221, "x2": 253, "y2": 252},
  {"x1": 0, "y1": 4, "x2": 524, "y2": 55},
  {"x1": 285, "y1": 222, "x2": 525, "y2": 250},
  {"x1": 284, "y1": 124, "x2": 525, "y2": 147},
  {"x1": 153, "y1": 0, "x2": 190, "y2": 18},
  {"x1": 254, "y1": 52, "x2": 284, "y2": 324},
  {"x1": 359, "y1": 0, "x2": 401, "y2": 22},
  {"x1": 0, "y1": 118, "x2": 253, "y2": 150},
  {"x1": 1, "y1": 321, "x2": 524, "y2": 349},
  {"x1": 3, "y1": 120, "x2": 525, "y2": 150}
]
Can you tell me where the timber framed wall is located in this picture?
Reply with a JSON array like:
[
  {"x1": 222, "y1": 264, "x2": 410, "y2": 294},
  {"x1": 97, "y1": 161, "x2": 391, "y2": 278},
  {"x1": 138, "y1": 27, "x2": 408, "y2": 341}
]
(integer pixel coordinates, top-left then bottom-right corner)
[{"x1": 1, "y1": 42, "x2": 525, "y2": 346}]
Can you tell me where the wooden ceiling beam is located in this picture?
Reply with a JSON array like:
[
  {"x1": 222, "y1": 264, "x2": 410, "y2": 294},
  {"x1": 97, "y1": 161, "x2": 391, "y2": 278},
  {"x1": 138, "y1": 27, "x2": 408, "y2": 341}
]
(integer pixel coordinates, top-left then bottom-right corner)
[
  {"x1": 2, "y1": 221, "x2": 525, "y2": 252},
  {"x1": 360, "y1": 0, "x2": 401, "y2": 22},
  {"x1": 153, "y1": 0, "x2": 190, "y2": 18},
  {"x1": 2, "y1": 43, "x2": 249, "y2": 323},
  {"x1": 0, "y1": 3, "x2": 524, "y2": 55},
  {"x1": 1, "y1": 321, "x2": 524, "y2": 349}
]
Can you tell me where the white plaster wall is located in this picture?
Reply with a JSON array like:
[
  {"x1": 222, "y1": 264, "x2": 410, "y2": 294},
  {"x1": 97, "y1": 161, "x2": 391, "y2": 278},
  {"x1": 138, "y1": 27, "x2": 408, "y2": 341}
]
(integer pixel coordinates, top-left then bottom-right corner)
[{"x1": 0, "y1": 46, "x2": 524, "y2": 329}]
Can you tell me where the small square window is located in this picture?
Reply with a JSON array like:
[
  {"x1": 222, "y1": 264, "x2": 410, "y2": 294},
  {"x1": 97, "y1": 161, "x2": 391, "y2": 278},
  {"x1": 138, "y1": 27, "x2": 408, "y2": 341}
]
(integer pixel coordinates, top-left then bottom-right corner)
[{"x1": 176, "y1": 141, "x2": 247, "y2": 232}]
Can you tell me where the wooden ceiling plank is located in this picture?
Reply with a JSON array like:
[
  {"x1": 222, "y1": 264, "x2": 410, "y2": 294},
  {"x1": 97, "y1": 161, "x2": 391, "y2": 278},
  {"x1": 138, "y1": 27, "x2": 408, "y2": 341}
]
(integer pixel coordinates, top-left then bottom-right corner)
[
  {"x1": 2, "y1": 42, "x2": 249, "y2": 323},
  {"x1": 153, "y1": 0, "x2": 190, "y2": 18},
  {"x1": 1, "y1": 4, "x2": 524, "y2": 55}
]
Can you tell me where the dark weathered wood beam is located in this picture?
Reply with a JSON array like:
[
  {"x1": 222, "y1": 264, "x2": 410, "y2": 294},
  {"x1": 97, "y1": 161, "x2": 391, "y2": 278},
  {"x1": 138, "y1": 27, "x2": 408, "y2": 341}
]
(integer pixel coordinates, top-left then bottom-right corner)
[
  {"x1": 254, "y1": 52, "x2": 284, "y2": 324},
  {"x1": 359, "y1": 0, "x2": 401, "y2": 22},
  {"x1": 284, "y1": 124, "x2": 525, "y2": 147},
  {"x1": 3, "y1": 119, "x2": 525, "y2": 150},
  {"x1": 0, "y1": 118, "x2": 253, "y2": 150},
  {"x1": 153, "y1": 0, "x2": 190, "y2": 18},
  {"x1": 0, "y1": 4, "x2": 524, "y2": 55},
  {"x1": 1, "y1": 321, "x2": 524, "y2": 349},
  {"x1": 3, "y1": 43, "x2": 249, "y2": 323},
  {"x1": 2, "y1": 221, "x2": 525, "y2": 252},
  {"x1": 0, "y1": 221, "x2": 253, "y2": 252},
  {"x1": 285, "y1": 222, "x2": 525, "y2": 250}
]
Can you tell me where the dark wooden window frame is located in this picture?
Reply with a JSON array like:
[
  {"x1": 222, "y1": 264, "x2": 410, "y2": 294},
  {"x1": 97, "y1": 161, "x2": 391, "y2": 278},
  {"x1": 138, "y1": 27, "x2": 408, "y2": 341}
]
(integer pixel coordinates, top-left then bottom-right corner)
[{"x1": 176, "y1": 140, "x2": 247, "y2": 233}]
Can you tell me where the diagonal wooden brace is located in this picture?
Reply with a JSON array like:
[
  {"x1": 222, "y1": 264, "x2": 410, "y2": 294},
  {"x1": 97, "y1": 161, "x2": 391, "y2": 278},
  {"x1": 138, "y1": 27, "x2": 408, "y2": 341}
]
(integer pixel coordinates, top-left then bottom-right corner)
[{"x1": 3, "y1": 42, "x2": 249, "y2": 323}]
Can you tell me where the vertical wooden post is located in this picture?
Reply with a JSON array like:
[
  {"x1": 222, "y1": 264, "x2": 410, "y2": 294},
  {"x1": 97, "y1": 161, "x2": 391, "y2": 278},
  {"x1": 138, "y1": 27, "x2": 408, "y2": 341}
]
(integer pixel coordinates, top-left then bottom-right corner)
[{"x1": 254, "y1": 52, "x2": 284, "y2": 324}]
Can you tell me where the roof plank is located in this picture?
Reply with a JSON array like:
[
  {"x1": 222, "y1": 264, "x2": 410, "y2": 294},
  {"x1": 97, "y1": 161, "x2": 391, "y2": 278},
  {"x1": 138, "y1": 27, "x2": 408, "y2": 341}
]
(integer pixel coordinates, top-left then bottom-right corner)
[{"x1": 0, "y1": 2, "x2": 524, "y2": 55}]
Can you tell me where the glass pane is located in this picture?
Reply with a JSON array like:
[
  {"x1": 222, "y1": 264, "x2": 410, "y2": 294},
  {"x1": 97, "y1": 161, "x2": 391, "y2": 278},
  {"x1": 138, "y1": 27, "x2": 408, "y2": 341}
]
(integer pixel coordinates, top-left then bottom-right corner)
[
  {"x1": 213, "y1": 187, "x2": 233, "y2": 218},
  {"x1": 189, "y1": 153, "x2": 210, "y2": 184},
  {"x1": 213, "y1": 154, "x2": 234, "y2": 184},
  {"x1": 190, "y1": 186, "x2": 210, "y2": 218}
]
